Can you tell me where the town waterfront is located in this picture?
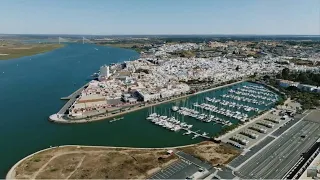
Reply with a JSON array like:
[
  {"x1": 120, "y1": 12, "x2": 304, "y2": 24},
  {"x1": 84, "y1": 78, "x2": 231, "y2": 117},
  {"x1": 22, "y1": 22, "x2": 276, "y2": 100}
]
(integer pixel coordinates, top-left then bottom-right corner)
[{"x1": 0, "y1": 43, "x2": 279, "y2": 178}]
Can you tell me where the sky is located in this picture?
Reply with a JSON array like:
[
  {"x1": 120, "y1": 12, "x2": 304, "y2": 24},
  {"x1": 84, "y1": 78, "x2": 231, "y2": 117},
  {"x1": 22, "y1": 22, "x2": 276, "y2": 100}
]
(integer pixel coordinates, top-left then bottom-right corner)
[{"x1": 0, "y1": 0, "x2": 319, "y2": 35}]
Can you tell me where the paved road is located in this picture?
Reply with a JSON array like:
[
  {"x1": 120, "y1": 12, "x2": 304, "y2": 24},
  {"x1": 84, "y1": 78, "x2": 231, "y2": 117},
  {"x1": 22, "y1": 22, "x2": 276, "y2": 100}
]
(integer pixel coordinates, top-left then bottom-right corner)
[
  {"x1": 272, "y1": 114, "x2": 304, "y2": 136},
  {"x1": 175, "y1": 151, "x2": 212, "y2": 170},
  {"x1": 216, "y1": 167, "x2": 235, "y2": 179},
  {"x1": 228, "y1": 136, "x2": 275, "y2": 168},
  {"x1": 236, "y1": 120, "x2": 320, "y2": 179}
]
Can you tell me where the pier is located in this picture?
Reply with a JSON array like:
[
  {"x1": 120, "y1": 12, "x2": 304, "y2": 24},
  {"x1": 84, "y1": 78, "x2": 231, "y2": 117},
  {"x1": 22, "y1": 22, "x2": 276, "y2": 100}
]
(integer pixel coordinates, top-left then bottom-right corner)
[
  {"x1": 49, "y1": 83, "x2": 89, "y2": 121},
  {"x1": 181, "y1": 128, "x2": 210, "y2": 139},
  {"x1": 60, "y1": 83, "x2": 89, "y2": 100}
]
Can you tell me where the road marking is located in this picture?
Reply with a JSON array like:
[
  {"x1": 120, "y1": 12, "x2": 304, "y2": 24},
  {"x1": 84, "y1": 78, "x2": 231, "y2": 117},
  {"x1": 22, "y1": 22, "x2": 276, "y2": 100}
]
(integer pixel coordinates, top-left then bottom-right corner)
[
  {"x1": 156, "y1": 173, "x2": 166, "y2": 179},
  {"x1": 166, "y1": 168, "x2": 175, "y2": 174},
  {"x1": 171, "y1": 165, "x2": 180, "y2": 171},
  {"x1": 279, "y1": 127, "x2": 320, "y2": 179},
  {"x1": 176, "y1": 162, "x2": 186, "y2": 168},
  {"x1": 239, "y1": 122, "x2": 311, "y2": 175},
  {"x1": 268, "y1": 134, "x2": 277, "y2": 138},
  {"x1": 235, "y1": 110, "x2": 312, "y2": 171}
]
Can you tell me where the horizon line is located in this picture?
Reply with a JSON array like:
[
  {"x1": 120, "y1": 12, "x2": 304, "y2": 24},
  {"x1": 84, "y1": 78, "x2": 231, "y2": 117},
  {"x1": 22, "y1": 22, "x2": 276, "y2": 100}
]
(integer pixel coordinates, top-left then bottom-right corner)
[{"x1": 0, "y1": 33, "x2": 319, "y2": 37}]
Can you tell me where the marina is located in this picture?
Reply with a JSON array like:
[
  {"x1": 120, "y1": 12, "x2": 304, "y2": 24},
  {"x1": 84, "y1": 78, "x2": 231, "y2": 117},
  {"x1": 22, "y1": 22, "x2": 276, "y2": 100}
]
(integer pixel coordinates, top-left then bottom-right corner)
[
  {"x1": 146, "y1": 111, "x2": 210, "y2": 139},
  {"x1": 143, "y1": 81, "x2": 280, "y2": 140}
]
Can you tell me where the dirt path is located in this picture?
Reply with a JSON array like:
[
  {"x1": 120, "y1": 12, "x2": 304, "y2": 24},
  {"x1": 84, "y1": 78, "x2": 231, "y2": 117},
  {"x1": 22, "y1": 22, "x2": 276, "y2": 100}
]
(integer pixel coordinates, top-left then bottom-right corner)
[
  {"x1": 8, "y1": 143, "x2": 235, "y2": 180},
  {"x1": 30, "y1": 150, "x2": 105, "y2": 179},
  {"x1": 30, "y1": 151, "x2": 79, "y2": 179},
  {"x1": 65, "y1": 155, "x2": 86, "y2": 179}
]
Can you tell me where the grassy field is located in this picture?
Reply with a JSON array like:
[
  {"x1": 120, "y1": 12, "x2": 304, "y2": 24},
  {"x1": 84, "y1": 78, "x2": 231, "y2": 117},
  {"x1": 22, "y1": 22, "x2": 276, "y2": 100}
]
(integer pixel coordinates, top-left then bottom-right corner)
[
  {"x1": 10, "y1": 142, "x2": 239, "y2": 179},
  {"x1": 0, "y1": 43, "x2": 64, "y2": 60},
  {"x1": 96, "y1": 42, "x2": 150, "y2": 53},
  {"x1": 98, "y1": 43, "x2": 143, "y2": 52}
]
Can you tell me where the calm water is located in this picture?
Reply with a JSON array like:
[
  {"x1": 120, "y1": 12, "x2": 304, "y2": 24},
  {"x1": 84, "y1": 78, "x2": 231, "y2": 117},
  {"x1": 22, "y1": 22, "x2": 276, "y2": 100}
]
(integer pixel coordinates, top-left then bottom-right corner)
[{"x1": 0, "y1": 43, "x2": 278, "y2": 177}]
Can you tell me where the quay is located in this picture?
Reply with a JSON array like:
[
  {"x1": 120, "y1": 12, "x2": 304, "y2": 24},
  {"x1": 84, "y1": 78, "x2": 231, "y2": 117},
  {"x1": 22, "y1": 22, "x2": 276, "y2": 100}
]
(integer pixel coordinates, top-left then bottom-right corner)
[
  {"x1": 49, "y1": 83, "x2": 89, "y2": 122},
  {"x1": 60, "y1": 83, "x2": 89, "y2": 100},
  {"x1": 49, "y1": 80, "x2": 246, "y2": 124}
]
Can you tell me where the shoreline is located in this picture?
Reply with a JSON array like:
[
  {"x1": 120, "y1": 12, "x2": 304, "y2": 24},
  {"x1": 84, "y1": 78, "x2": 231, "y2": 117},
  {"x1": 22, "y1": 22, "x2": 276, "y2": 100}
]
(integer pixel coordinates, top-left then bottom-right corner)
[
  {"x1": 6, "y1": 143, "x2": 205, "y2": 180},
  {"x1": 0, "y1": 44, "x2": 65, "y2": 61},
  {"x1": 49, "y1": 80, "x2": 245, "y2": 124}
]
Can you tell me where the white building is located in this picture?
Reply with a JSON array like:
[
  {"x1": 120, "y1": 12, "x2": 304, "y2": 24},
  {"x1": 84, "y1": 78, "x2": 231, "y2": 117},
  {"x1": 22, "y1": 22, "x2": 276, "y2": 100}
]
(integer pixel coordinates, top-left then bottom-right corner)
[
  {"x1": 99, "y1": 65, "x2": 111, "y2": 79},
  {"x1": 278, "y1": 79, "x2": 299, "y2": 88},
  {"x1": 136, "y1": 89, "x2": 161, "y2": 102}
]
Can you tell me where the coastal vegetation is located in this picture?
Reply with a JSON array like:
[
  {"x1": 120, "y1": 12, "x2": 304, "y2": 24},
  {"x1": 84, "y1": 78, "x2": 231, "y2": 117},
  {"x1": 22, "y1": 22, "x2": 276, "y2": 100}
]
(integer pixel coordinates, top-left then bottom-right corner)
[
  {"x1": 271, "y1": 68, "x2": 320, "y2": 109},
  {"x1": 277, "y1": 68, "x2": 320, "y2": 86},
  {"x1": 95, "y1": 39, "x2": 161, "y2": 53},
  {"x1": 97, "y1": 42, "x2": 148, "y2": 52},
  {"x1": 0, "y1": 42, "x2": 64, "y2": 60},
  {"x1": 214, "y1": 124, "x2": 239, "y2": 137},
  {"x1": 289, "y1": 58, "x2": 320, "y2": 67}
]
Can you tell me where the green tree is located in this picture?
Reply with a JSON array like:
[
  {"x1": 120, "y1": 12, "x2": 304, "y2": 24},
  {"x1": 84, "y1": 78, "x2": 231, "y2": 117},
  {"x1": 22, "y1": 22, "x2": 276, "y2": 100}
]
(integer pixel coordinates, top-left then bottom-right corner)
[
  {"x1": 281, "y1": 68, "x2": 290, "y2": 79},
  {"x1": 235, "y1": 66, "x2": 240, "y2": 71},
  {"x1": 297, "y1": 73, "x2": 308, "y2": 83}
]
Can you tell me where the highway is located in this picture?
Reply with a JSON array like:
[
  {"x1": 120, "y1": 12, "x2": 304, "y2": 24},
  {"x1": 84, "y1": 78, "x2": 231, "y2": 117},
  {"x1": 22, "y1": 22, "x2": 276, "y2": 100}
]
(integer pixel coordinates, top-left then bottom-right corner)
[{"x1": 236, "y1": 120, "x2": 320, "y2": 179}]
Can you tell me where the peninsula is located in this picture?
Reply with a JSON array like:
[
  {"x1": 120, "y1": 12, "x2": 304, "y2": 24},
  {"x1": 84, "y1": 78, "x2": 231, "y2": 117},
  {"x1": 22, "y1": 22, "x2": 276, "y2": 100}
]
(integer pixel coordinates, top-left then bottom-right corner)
[
  {"x1": 0, "y1": 40, "x2": 64, "y2": 60},
  {"x1": 6, "y1": 141, "x2": 239, "y2": 179},
  {"x1": 50, "y1": 39, "x2": 319, "y2": 124}
]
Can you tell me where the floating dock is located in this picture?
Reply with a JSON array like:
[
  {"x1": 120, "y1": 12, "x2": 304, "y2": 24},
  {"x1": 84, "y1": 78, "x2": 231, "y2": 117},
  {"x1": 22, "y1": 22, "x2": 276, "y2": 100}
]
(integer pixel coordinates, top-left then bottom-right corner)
[
  {"x1": 110, "y1": 117, "x2": 124, "y2": 123},
  {"x1": 181, "y1": 128, "x2": 210, "y2": 139}
]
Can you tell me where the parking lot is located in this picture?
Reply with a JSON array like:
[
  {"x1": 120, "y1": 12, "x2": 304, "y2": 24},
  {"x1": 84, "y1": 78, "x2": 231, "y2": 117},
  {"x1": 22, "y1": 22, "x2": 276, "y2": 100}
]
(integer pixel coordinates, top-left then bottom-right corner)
[
  {"x1": 304, "y1": 110, "x2": 320, "y2": 123},
  {"x1": 222, "y1": 109, "x2": 293, "y2": 149},
  {"x1": 149, "y1": 151, "x2": 213, "y2": 179},
  {"x1": 236, "y1": 119, "x2": 320, "y2": 179},
  {"x1": 149, "y1": 159, "x2": 198, "y2": 179},
  {"x1": 228, "y1": 136, "x2": 275, "y2": 168}
]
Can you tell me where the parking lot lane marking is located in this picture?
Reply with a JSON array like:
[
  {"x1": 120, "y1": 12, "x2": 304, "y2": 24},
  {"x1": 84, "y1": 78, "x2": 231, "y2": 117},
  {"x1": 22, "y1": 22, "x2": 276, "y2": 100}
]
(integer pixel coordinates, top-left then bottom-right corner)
[
  {"x1": 166, "y1": 168, "x2": 176, "y2": 174},
  {"x1": 171, "y1": 165, "x2": 180, "y2": 171},
  {"x1": 158, "y1": 172, "x2": 168, "y2": 179},
  {"x1": 176, "y1": 162, "x2": 185, "y2": 168},
  {"x1": 175, "y1": 163, "x2": 185, "y2": 169},
  {"x1": 154, "y1": 172, "x2": 163, "y2": 178}
]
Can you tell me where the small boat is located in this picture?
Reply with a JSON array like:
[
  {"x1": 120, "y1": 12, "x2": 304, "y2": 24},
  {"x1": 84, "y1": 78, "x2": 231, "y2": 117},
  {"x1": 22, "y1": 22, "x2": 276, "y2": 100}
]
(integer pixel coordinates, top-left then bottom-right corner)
[
  {"x1": 172, "y1": 106, "x2": 179, "y2": 111},
  {"x1": 91, "y1": 72, "x2": 99, "y2": 78},
  {"x1": 110, "y1": 117, "x2": 124, "y2": 122},
  {"x1": 202, "y1": 132, "x2": 208, "y2": 136}
]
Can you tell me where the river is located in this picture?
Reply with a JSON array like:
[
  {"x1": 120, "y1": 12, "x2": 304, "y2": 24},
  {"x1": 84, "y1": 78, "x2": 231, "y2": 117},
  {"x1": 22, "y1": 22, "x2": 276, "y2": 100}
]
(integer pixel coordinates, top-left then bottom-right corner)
[{"x1": 0, "y1": 43, "x2": 279, "y2": 177}]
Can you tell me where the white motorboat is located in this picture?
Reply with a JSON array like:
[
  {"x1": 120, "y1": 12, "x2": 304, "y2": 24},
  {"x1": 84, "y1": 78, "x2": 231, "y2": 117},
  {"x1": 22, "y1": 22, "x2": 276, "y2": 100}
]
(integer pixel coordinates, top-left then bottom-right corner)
[{"x1": 172, "y1": 106, "x2": 179, "y2": 111}]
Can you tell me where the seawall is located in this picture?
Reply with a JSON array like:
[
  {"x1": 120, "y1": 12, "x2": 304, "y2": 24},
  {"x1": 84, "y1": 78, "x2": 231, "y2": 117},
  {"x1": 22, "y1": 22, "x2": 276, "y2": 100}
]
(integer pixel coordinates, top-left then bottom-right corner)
[{"x1": 49, "y1": 80, "x2": 246, "y2": 124}]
